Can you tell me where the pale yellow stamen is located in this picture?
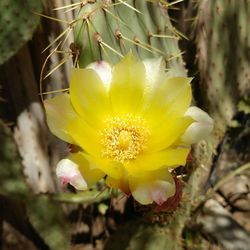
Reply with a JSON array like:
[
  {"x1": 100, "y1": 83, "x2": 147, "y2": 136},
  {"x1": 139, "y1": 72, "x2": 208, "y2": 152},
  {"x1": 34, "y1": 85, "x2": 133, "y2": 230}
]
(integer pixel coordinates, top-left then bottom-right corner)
[
  {"x1": 101, "y1": 114, "x2": 150, "y2": 163},
  {"x1": 118, "y1": 130, "x2": 131, "y2": 150}
]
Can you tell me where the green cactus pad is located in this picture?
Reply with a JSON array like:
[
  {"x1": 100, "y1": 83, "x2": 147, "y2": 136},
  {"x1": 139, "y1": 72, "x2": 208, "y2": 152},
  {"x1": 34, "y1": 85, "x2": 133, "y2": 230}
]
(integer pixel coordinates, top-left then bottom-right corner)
[
  {"x1": 73, "y1": 0, "x2": 186, "y2": 76},
  {"x1": 197, "y1": 0, "x2": 250, "y2": 136},
  {"x1": 0, "y1": 0, "x2": 42, "y2": 65}
]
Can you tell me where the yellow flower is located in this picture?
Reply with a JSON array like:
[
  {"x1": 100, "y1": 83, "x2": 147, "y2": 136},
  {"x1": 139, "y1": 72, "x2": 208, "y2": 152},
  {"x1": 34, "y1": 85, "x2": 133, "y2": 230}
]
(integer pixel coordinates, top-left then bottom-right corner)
[{"x1": 44, "y1": 53, "x2": 213, "y2": 205}]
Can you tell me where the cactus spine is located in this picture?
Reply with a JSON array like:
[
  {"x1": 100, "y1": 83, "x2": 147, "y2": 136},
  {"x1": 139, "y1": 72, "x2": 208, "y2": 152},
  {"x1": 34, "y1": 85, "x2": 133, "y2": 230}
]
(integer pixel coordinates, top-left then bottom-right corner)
[{"x1": 73, "y1": 0, "x2": 186, "y2": 76}]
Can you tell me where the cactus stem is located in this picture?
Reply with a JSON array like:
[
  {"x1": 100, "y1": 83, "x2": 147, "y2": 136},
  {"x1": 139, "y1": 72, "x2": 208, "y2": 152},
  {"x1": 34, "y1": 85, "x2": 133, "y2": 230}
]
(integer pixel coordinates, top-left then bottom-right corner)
[{"x1": 103, "y1": 7, "x2": 127, "y2": 25}]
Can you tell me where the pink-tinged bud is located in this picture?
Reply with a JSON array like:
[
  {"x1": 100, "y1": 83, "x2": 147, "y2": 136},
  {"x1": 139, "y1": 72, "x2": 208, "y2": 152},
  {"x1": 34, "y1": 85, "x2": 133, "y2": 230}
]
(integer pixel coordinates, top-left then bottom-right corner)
[
  {"x1": 56, "y1": 159, "x2": 88, "y2": 190},
  {"x1": 153, "y1": 176, "x2": 183, "y2": 212}
]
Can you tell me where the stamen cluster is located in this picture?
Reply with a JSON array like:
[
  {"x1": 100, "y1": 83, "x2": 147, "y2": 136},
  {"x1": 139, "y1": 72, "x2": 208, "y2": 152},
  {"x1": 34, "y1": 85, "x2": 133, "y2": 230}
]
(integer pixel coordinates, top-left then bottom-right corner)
[{"x1": 101, "y1": 114, "x2": 150, "y2": 163}]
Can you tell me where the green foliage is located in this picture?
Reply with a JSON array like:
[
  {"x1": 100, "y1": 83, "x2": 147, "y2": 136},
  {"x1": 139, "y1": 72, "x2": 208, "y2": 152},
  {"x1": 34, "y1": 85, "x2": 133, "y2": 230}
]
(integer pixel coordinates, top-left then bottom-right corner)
[
  {"x1": 0, "y1": 0, "x2": 41, "y2": 65},
  {"x1": 73, "y1": 0, "x2": 186, "y2": 76}
]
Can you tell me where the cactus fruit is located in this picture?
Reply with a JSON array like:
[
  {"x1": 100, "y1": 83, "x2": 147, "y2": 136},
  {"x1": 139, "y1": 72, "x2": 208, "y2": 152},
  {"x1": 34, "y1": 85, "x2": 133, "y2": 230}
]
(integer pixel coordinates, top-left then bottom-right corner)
[{"x1": 0, "y1": 0, "x2": 42, "y2": 65}]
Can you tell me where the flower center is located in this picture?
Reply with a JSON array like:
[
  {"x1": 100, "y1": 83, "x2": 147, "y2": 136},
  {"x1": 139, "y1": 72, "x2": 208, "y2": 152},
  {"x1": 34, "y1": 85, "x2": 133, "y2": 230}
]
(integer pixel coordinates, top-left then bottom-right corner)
[{"x1": 101, "y1": 114, "x2": 150, "y2": 163}]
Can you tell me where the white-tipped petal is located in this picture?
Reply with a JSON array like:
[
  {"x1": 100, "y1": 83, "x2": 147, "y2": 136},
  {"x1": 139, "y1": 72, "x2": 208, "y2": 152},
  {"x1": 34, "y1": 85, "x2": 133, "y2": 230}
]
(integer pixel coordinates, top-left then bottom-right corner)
[
  {"x1": 143, "y1": 57, "x2": 165, "y2": 91},
  {"x1": 129, "y1": 169, "x2": 175, "y2": 205},
  {"x1": 87, "y1": 61, "x2": 112, "y2": 89},
  {"x1": 149, "y1": 180, "x2": 175, "y2": 205},
  {"x1": 56, "y1": 159, "x2": 87, "y2": 190},
  {"x1": 181, "y1": 106, "x2": 214, "y2": 144},
  {"x1": 184, "y1": 106, "x2": 213, "y2": 122}
]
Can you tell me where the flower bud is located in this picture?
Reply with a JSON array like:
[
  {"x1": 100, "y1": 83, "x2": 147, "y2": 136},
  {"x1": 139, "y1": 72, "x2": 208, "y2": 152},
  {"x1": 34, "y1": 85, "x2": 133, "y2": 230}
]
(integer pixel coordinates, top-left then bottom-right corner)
[
  {"x1": 56, "y1": 159, "x2": 88, "y2": 190},
  {"x1": 181, "y1": 107, "x2": 214, "y2": 144}
]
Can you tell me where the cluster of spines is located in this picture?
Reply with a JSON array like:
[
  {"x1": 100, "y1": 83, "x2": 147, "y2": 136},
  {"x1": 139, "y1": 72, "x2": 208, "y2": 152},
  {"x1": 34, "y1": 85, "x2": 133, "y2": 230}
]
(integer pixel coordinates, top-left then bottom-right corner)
[{"x1": 40, "y1": 0, "x2": 188, "y2": 89}]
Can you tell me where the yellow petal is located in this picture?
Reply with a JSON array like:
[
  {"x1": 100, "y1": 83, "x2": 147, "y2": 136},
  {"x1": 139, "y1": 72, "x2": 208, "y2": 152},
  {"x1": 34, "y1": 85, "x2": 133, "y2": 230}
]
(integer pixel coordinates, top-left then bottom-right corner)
[
  {"x1": 44, "y1": 93, "x2": 77, "y2": 144},
  {"x1": 106, "y1": 175, "x2": 130, "y2": 194},
  {"x1": 142, "y1": 57, "x2": 165, "y2": 93},
  {"x1": 109, "y1": 53, "x2": 146, "y2": 115},
  {"x1": 68, "y1": 152, "x2": 105, "y2": 187},
  {"x1": 143, "y1": 77, "x2": 192, "y2": 128},
  {"x1": 83, "y1": 154, "x2": 124, "y2": 180},
  {"x1": 70, "y1": 68, "x2": 110, "y2": 127},
  {"x1": 129, "y1": 168, "x2": 175, "y2": 205},
  {"x1": 67, "y1": 117, "x2": 102, "y2": 156},
  {"x1": 147, "y1": 116, "x2": 193, "y2": 152},
  {"x1": 87, "y1": 61, "x2": 112, "y2": 89},
  {"x1": 126, "y1": 147, "x2": 190, "y2": 176},
  {"x1": 44, "y1": 93, "x2": 102, "y2": 155}
]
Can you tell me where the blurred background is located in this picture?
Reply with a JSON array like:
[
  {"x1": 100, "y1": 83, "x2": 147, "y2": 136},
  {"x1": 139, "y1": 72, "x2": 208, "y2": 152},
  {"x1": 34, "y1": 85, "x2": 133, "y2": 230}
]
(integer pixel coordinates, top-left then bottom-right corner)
[{"x1": 0, "y1": 0, "x2": 250, "y2": 249}]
